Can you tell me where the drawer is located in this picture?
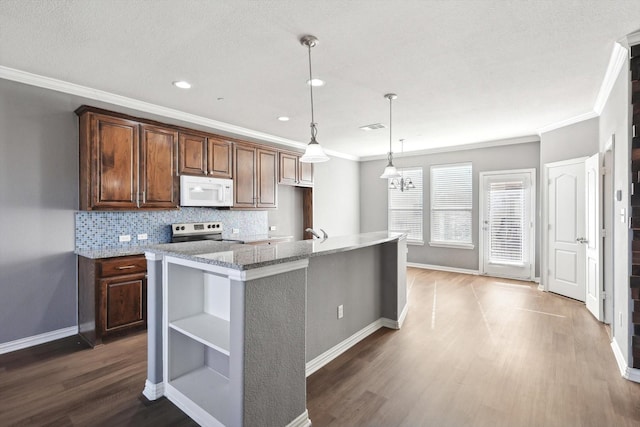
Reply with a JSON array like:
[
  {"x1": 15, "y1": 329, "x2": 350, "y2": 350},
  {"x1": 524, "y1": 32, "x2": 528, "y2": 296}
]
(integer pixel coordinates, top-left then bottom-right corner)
[{"x1": 98, "y1": 255, "x2": 146, "y2": 277}]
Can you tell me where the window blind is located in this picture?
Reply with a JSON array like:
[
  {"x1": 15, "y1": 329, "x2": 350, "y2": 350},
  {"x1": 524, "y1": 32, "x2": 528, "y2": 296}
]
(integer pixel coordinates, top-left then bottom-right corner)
[
  {"x1": 388, "y1": 167, "x2": 423, "y2": 243},
  {"x1": 430, "y1": 163, "x2": 472, "y2": 246},
  {"x1": 488, "y1": 181, "x2": 526, "y2": 265}
]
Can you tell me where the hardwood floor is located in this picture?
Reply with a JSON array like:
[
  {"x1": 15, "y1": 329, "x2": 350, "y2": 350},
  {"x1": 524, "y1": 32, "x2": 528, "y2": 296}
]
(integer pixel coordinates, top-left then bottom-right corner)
[
  {"x1": 2, "y1": 268, "x2": 640, "y2": 426},
  {"x1": 307, "y1": 269, "x2": 640, "y2": 426},
  {"x1": 0, "y1": 332, "x2": 196, "y2": 427}
]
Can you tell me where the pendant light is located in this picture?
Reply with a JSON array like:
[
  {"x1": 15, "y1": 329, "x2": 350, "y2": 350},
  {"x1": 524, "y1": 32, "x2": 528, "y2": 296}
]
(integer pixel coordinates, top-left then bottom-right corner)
[
  {"x1": 380, "y1": 93, "x2": 401, "y2": 179},
  {"x1": 299, "y1": 35, "x2": 330, "y2": 163},
  {"x1": 389, "y1": 139, "x2": 415, "y2": 192}
]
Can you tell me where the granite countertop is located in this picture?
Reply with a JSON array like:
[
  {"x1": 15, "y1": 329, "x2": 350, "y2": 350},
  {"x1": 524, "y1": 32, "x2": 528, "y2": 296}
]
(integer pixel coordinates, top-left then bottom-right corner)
[
  {"x1": 145, "y1": 231, "x2": 406, "y2": 271},
  {"x1": 222, "y1": 234, "x2": 293, "y2": 243},
  {"x1": 75, "y1": 246, "x2": 150, "y2": 259}
]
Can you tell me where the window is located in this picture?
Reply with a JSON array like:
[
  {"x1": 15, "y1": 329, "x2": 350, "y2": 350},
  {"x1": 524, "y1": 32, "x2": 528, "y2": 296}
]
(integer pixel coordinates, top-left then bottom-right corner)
[
  {"x1": 430, "y1": 163, "x2": 473, "y2": 248},
  {"x1": 388, "y1": 167, "x2": 423, "y2": 244}
]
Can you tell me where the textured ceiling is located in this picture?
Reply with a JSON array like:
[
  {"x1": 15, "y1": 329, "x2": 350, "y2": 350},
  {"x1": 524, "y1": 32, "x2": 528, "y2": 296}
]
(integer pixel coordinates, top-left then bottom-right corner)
[{"x1": 1, "y1": 0, "x2": 639, "y2": 158}]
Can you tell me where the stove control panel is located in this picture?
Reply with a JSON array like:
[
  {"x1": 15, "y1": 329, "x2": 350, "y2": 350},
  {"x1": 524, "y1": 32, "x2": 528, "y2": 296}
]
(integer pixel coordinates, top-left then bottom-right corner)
[{"x1": 172, "y1": 221, "x2": 223, "y2": 236}]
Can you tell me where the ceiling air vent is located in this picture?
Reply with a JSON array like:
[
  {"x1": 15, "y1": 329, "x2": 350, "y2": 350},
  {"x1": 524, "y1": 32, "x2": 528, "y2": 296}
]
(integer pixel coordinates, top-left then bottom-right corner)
[{"x1": 359, "y1": 123, "x2": 386, "y2": 131}]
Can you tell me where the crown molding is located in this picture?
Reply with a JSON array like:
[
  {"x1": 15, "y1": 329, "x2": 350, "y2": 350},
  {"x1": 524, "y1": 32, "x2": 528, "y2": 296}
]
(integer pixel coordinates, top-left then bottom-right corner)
[
  {"x1": 624, "y1": 30, "x2": 640, "y2": 48},
  {"x1": 536, "y1": 110, "x2": 599, "y2": 135},
  {"x1": 359, "y1": 134, "x2": 540, "y2": 162},
  {"x1": 0, "y1": 66, "x2": 358, "y2": 161},
  {"x1": 593, "y1": 42, "x2": 628, "y2": 115}
]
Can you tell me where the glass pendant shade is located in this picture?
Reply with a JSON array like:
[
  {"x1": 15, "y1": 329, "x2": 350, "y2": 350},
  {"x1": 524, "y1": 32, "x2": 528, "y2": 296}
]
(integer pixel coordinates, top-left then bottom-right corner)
[
  {"x1": 380, "y1": 161, "x2": 401, "y2": 179},
  {"x1": 300, "y1": 140, "x2": 330, "y2": 163}
]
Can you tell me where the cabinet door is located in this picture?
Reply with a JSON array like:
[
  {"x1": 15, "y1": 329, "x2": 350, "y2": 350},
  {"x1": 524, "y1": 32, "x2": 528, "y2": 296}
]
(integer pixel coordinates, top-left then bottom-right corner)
[
  {"x1": 178, "y1": 132, "x2": 207, "y2": 176},
  {"x1": 257, "y1": 148, "x2": 278, "y2": 208},
  {"x1": 90, "y1": 114, "x2": 139, "y2": 209},
  {"x1": 140, "y1": 125, "x2": 178, "y2": 208},
  {"x1": 279, "y1": 152, "x2": 298, "y2": 185},
  {"x1": 100, "y1": 273, "x2": 146, "y2": 333},
  {"x1": 298, "y1": 160, "x2": 314, "y2": 187},
  {"x1": 234, "y1": 144, "x2": 257, "y2": 207},
  {"x1": 208, "y1": 137, "x2": 233, "y2": 178}
]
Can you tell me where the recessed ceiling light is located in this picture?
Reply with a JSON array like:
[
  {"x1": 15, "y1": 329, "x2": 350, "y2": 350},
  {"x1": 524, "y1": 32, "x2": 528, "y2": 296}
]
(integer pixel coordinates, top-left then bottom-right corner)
[
  {"x1": 359, "y1": 123, "x2": 387, "y2": 131},
  {"x1": 173, "y1": 80, "x2": 191, "y2": 89},
  {"x1": 278, "y1": 116, "x2": 290, "y2": 121},
  {"x1": 306, "y1": 78, "x2": 325, "y2": 87}
]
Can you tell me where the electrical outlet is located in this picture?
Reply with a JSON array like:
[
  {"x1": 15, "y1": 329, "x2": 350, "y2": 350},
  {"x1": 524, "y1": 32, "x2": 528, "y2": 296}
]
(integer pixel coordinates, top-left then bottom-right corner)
[
  {"x1": 137, "y1": 233, "x2": 148, "y2": 241},
  {"x1": 270, "y1": 225, "x2": 277, "y2": 231},
  {"x1": 232, "y1": 228, "x2": 240, "y2": 234},
  {"x1": 338, "y1": 304, "x2": 344, "y2": 319},
  {"x1": 119, "y1": 235, "x2": 131, "y2": 242}
]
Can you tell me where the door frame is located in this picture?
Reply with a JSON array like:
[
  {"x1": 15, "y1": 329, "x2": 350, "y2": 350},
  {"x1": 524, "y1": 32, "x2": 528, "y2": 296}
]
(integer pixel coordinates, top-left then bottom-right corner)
[
  {"x1": 541, "y1": 157, "x2": 589, "y2": 292},
  {"x1": 603, "y1": 135, "x2": 615, "y2": 325},
  {"x1": 479, "y1": 168, "x2": 536, "y2": 280}
]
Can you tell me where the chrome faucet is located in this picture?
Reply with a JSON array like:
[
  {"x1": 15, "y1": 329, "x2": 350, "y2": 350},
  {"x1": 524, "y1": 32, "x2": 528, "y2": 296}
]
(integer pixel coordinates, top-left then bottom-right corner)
[{"x1": 305, "y1": 228, "x2": 321, "y2": 239}]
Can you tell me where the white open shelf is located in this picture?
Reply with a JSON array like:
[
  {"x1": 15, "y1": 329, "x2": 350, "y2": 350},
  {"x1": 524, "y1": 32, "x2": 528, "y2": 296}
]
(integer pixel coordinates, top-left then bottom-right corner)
[
  {"x1": 168, "y1": 366, "x2": 230, "y2": 427},
  {"x1": 170, "y1": 313, "x2": 230, "y2": 355}
]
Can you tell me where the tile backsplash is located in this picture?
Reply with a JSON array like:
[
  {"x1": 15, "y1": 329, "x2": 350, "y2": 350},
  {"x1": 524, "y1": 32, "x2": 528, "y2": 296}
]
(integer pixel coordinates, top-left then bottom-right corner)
[{"x1": 75, "y1": 208, "x2": 268, "y2": 251}]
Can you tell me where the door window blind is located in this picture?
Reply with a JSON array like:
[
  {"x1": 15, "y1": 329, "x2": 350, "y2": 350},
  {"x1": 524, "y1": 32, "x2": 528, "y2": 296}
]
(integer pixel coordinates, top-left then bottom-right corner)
[
  {"x1": 488, "y1": 181, "x2": 526, "y2": 265},
  {"x1": 430, "y1": 163, "x2": 472, "y2": 246},
  {"x1": 388, "y1": 167, "x2": 423, "y2": 243}
]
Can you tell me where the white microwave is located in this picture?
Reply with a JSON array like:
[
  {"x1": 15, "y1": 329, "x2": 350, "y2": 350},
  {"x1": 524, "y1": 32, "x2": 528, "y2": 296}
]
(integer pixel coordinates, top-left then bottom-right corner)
[{"x1": 180, "y1": 175, "x2": 233, "y2": 207}]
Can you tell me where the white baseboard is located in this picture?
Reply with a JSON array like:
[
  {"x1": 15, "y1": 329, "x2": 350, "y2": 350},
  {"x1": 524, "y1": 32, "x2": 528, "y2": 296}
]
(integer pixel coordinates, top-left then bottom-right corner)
[
  {"x1": 398, "y1": 303, "x2": 409, "y2": 328},
  {"x1": 287, "y1": 410, "x2": 312, "y2": 427},
  {"x1": 0, "y1": 326, "x2": 78, "y2": 355},
  {"x1": 142, "y1": 380, "x2": 165, "y2": 401},
  {"x1": 407, "y1": 262, "x2": 479, "y2": 276},
  {"x1": 610, "y1": 340, "x2": 640, "y2": 383},
  {"x1": 306, "y1": 319, "x2": 389, "y2": 377}
]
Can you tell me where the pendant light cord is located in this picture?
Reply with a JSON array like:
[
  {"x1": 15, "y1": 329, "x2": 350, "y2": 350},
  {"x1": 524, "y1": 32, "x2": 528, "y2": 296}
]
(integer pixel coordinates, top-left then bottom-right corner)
[
  {"x1": 307, "y1": 43, "x2": 317, "y2": 140},
  {"x1": 389, "y1": 96, "x2": 393, "y2": 155}
]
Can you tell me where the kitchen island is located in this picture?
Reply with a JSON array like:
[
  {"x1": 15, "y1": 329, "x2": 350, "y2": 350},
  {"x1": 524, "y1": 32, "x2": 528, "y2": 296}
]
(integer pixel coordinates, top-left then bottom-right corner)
[{"x1": 143, "y1": 231, "x2": 407, "y2": 427}]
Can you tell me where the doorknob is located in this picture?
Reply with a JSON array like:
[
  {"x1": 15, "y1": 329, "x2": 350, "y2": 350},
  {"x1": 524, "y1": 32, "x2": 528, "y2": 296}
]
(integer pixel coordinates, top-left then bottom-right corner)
[{"x1": 576, "y1": 237, "x2": 589, "y2": 244}]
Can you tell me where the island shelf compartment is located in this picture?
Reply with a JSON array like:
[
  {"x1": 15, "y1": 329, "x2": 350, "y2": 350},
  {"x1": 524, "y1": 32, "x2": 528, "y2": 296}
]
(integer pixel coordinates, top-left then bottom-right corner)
[{"x1": 163, "y1": 260, "x2": 233, "y2": 426}]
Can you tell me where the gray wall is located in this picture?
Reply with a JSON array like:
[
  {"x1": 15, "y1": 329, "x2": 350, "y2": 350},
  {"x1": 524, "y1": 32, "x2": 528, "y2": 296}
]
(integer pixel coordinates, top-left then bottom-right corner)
[
  {"x1": 313, "y1": 156, "x2": 360, "y2": 237},
  {"x1": 306, "y1": 242, "x2": 401, "y2": 361},
  {"x1": 360, "y1": 141, "x2": 541, "y2": 273},
  {"x1": 540, "y1": 117, "x2": 599, "y2": 165},
  {"x1": 0, "y1": 79, "x2": 78, "y2": 342},
  {"x1": 598, "y1": 59, "x2": 631, "y2": 363},
  {"x1": 267, "y1": 185, "x2": 304, "y2": 240}
]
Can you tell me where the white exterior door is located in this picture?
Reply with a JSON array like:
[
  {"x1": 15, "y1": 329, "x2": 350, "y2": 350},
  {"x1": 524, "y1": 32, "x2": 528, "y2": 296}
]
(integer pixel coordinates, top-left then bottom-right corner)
[
  {"x1": 547, "y1": 158, "x2": 586, "y2": 301},
  {"x1": 480, "y1": 170, "x2": 535, "y2": 280},
  {"x1": 585, "y1": 153, "x2": 603, "y2": 320}
]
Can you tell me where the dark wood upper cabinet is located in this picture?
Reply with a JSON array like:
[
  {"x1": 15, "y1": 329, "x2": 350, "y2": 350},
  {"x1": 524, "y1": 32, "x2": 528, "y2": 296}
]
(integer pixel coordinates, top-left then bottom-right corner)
[
  {"x1": 257, "y1": 148, "x2": 277, "y2": 208},
  {"x1": 80, "y1": 112, "x2": 139, "y2": 210},
  {"x1": 234, "y1": 144, "x2": 257, "y2": 208},
  {"x1": 139, "y1": 124, "x2": 179, "y2": 208},
  {"x1": 179, "y1": 133, "x2": 233, "y2": 178},
  {"x1": 298, "y1": 160, "x2": 314, "y2": 187},
  {"x1": 278, "y1": 151, "x2": 314, "y2": 187},
  {"x1": 234, "y1": 144, "x2": 277, "y2": 209},
  {"x1": 178, "y1": 132, "x2": 207, "y2": 176},
  {"x1": 279, "y1": 152, "x2": 298, "y2": 185},
  {"x1": 78, "y1": 107, "x2": 178, "y2": 210},
  {"x1": 208, "y1": 137, "x2": 233, "y2": 179}
]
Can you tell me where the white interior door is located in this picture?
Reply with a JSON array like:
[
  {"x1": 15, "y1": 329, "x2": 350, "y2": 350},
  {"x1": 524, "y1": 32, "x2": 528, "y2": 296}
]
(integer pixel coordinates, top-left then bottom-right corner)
[
  {"x1": 585, "y1": 153, "x2": 603, "y2": 320},
  {"x1": 480, "y1": 170, "x2": 535, "y2": 280},
  {"x1": 547, "y1": 159, "x2": 586, "y2": 301}
]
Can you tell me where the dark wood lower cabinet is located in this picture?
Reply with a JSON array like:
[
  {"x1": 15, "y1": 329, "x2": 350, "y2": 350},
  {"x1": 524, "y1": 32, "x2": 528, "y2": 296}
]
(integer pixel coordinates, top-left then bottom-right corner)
[{"x1": 79, "y1": 255, "x2": 147, "y2": 346}]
